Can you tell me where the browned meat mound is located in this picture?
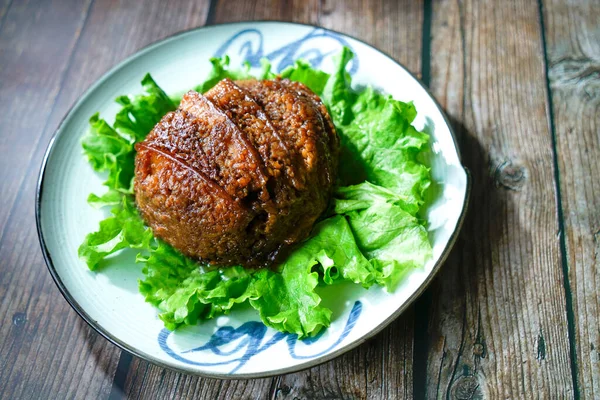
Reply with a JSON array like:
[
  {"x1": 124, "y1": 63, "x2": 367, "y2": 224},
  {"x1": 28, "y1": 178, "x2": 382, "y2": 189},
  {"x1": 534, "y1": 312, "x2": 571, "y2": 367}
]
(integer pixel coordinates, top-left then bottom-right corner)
[{"x1": 134, "y1": 78, "x2": 339, "y2": 267}]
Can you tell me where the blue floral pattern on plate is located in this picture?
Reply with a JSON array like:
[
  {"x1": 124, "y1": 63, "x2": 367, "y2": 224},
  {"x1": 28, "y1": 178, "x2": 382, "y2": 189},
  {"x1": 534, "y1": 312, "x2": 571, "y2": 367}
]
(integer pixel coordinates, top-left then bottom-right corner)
[
  {"x1": 214, "y1": 27, "x2": 359, "y2": 74},
  {"x1": 159, "y1": 301, "x2": 362, "y2": 373}
]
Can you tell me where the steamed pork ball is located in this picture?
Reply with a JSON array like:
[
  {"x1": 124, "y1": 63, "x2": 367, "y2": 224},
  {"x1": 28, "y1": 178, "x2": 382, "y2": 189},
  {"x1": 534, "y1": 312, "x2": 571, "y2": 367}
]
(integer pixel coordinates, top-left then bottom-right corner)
[{"x1": 134, "y1": 78, "x2": 339, "y2": 267}]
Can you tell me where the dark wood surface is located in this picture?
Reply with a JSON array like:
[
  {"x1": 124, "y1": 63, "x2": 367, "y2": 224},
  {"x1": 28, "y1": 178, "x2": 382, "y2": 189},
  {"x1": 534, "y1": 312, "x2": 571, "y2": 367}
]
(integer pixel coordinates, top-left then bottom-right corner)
[
  {"x1": 424, "y1": 1, "x2": 576, "y2": 398},
  {"x1": 0, "y1": 0, "x2": 597, "y2": 398}
]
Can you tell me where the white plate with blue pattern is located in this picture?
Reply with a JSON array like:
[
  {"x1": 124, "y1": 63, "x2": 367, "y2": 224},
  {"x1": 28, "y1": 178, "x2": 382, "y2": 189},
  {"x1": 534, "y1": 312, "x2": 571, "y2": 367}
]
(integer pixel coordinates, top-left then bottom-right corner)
[{"x1": 36, "y1": 21, "x2": 470, "y2": 378}]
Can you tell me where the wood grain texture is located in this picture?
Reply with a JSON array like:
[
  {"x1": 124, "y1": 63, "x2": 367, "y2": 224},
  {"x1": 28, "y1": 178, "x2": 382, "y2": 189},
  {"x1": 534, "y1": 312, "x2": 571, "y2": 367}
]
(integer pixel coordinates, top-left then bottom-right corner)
[
  {"x1": 121, "y1": 356, "x2": 274, "y2": 399},
  {"x1": 422, "y1": 0, "x2": 575, "y2": 398},
  {"x1": 0, "y1": 0, "x2": 90, "y2": 240},
  {"x1": 543, "y1": 0, "x2": 600, "y2": 397},
  {"x1": 0, "y1": 0, "x2": 13, "y2": 29},
  {"x1": 120, "y1": 328, "x2": 276, "y2": 397},
  {"x1": 0, "y1": 0, "x2": 211, "y2": 399},
  {"x1": 275, "y1": 308, "x2": 415, "y2": 400},
  {"x1": 318, "y1": 0, "x2": 424, "y2": 77},
  {"x1": 0, "y1": 1, "x2": 124, "y2": 399},
  {"x1": 211, "y1": 0, "x2": 319, "y2": 24}
]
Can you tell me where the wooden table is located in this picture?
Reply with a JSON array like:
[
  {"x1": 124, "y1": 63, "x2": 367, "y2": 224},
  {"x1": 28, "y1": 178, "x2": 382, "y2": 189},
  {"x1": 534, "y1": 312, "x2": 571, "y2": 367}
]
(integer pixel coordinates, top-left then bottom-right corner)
[{"x1": 1, "y1": 0, "x2": 598, "y2": 398}]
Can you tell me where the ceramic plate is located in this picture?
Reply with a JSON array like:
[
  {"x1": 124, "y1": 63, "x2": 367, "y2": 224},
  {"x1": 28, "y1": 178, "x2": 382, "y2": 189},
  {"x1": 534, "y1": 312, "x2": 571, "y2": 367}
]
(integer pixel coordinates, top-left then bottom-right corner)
[{"x1": 36, "y1": 21, "x2": 470, "y2": 378}]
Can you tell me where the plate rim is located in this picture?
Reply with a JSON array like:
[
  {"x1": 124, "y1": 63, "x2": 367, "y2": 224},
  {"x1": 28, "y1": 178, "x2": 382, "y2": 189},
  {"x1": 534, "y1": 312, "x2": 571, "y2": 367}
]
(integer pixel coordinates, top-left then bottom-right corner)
[{"x1": 35, "y1": 20, "x2": 472, "y2": 379}]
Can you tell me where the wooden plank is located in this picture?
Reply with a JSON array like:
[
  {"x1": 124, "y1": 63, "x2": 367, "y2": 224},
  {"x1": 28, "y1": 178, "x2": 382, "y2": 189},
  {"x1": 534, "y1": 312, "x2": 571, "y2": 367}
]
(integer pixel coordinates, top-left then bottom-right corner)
[
  {"x1": 542, "y1": 0, "x2": 600, "y2": 397},
  {"x1": 422, "y1": 0, "x2": 576, "y2": 398},
  {"x1": 0, "y1": 0, "x2": 211, "y2": 399},
  {"x1": 0, "y1": 1, "x2": 116, "y2": 399},
  {"x1": 0, "y1": 0, "x2": 89, "y2": 239},
  {"x1": 211, "y1": 0, "x2": 319, "y2": 24},
  {"x1": 318, "y1": 0, "x2": 424, "y2": 76},
  {"x1": 0, "y1": 0, "x2": 12, "y2": 27},
  {"x1": 122, "y1": 356, "x2": 273, "y2": 399},
  {"x1": 121, "y1": 1, "x2": 422, "y2": 399},
  {"x1": 275, "y1": 308, "x2": 415, "y2": 400}
]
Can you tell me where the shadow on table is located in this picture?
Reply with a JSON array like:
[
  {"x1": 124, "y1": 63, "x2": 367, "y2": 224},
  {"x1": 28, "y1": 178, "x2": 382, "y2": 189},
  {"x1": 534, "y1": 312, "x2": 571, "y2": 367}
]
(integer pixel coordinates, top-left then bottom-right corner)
[
  {"x1": 425, "y1": 111, "x2": 528, "y2": 306},
  {"x1": 75, "y1": 316, "x2": 130, "y2": 398},
  {"x1": 413, "y1": 112, "x2": 533, "y2": 397}
]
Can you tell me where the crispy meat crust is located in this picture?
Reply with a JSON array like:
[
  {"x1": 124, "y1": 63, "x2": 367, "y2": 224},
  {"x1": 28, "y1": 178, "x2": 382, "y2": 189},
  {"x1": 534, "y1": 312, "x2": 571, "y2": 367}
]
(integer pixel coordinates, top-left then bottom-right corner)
[{"x1": 134, "y1": 78, "x2": 339, "y2": 267}]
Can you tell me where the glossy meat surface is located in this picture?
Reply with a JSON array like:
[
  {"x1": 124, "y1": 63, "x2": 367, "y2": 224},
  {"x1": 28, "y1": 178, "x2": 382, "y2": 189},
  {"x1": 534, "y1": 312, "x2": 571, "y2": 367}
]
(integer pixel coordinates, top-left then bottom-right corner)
[{"x1": 134, "y1": 78, "x2": 339, "y2": 267}]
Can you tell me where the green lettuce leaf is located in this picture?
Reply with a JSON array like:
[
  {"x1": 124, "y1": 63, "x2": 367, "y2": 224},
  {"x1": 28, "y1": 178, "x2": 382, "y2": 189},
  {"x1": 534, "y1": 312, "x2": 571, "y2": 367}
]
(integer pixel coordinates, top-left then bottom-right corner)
[
  {"x1": 248, "y1": 268, "x2": 330, "y2": 338},
  {"x1": 249, "y1": 215, "x2": 374, "y2": 337},
  {"x1": 322, "y1": 47, "x2": 356, "y2": 126},
  {"x1": 78, "y1": 197, "x2": 153, "y2": 270},
  {"x1": 194, "y1": 56, "x2": 255, "y2": 93},
  {"x1": 114, "y1": 74, "x2": 176, "y2": 142},
  {"x1": 323, "y1": 48, "x2": 431, "y2": 214},
  {"x1": 342, "y1": 88, "x2": 431, "y2": 211},
  {"x1": 82, "y1": 74, "x2": 176, "y2": 197},
  {"x1": 86, "y1": 189, "x2": 123, "y2": 209},
  {"x1": 81, "y1": 114, "x2": 135, "y2": 193},
  {"x1": 279, "y1": 59, "x2": 330, "y2": 94},
  {"x1": 335, "y1": 183, "x2": 432, "y2": 290},
  {"x1": 139, "y1": 242, "x2": 258, "y2": 330},
  {"x1": 79, "y1": 48, "x2": 433, "y2": 338}
]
